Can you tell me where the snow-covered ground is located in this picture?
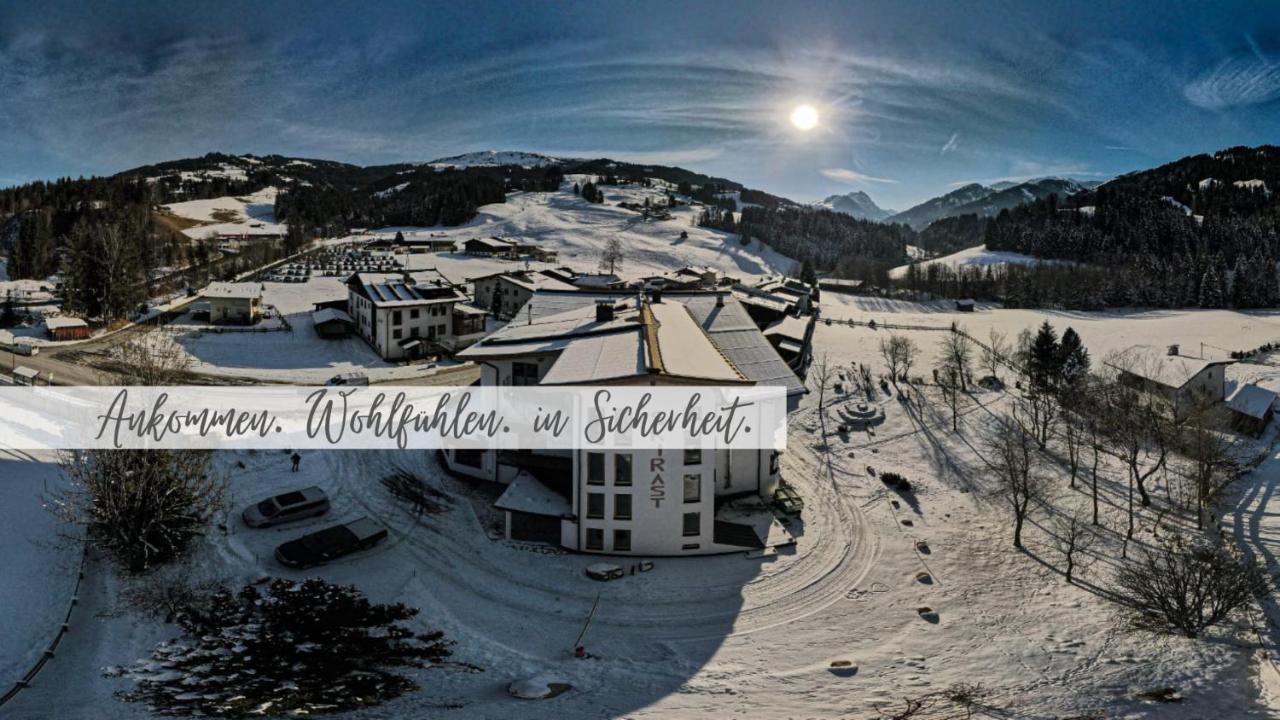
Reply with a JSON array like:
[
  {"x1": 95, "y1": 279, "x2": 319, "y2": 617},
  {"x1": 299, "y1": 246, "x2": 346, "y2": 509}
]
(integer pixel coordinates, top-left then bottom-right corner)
[
  {"x1": 163, "y1": 187, "x2": 286, "y2": 240},
  {"x1": 0, "y1": 450, "x2": 82, "y2": 694},
  {"x1": 889, "y1": 244, "x2": 1058, "y2": 280},
  {"x1": 819, "y1": 293, "x2": 1280, "y2": 363},
  {"x1": 10, "y1": 298, "x2": 1280, "y2": 717}
]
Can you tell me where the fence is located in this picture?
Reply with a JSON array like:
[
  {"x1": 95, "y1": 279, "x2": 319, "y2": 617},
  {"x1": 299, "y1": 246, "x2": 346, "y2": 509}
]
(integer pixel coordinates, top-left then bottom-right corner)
[{"x1": 0, "y1": 542, "x2": 89, "y2": 708}]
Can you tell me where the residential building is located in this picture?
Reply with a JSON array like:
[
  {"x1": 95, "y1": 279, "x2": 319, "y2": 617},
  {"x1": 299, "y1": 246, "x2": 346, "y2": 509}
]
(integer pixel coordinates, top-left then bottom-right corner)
[
  {"x1": 1107, "y1": 345, "x2": 1232, "y2": 420},
  {"x1": 346, "y1": 270, "x2": 469, "y2": 360},
  {"x1": 463, "y1": 237, "x2": 518, "y2": 257},
  {"x1": 204, "y1": 282, "x2": 263, "y2": 324},
  {"x1": 469, "y1": 271, "x2": 579, "y2": 319},
  {"x1": 444, "y1": 290, "x2": 806, "y2": 556}
]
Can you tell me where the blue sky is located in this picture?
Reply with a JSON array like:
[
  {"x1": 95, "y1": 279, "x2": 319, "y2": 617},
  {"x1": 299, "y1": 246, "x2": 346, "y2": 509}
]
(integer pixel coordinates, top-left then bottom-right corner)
[{"x1": 2, "y1": 0, "x2": 1279, "y2": 208}]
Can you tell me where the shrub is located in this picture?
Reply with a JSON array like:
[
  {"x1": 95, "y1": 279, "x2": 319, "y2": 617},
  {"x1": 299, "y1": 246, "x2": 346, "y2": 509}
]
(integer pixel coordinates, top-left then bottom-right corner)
[{"x1": 114, "y1": 579, "x2": 475, "y2": 717}]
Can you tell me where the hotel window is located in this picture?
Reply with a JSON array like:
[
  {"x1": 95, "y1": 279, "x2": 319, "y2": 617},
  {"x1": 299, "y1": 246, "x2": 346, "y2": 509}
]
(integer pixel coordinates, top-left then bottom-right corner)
[
  {"x1": 586, "y1": 528, "x2": 604, "y2": 551},
  {"x1": 587, "y1": 452, "x2": 605, "y2": 485},
  {"x1": 684, "y1": 449, "x2": 702, "y2": 465},
  {"x1": 614, "y1": 493, "x2": 632, "y2": 520},
  {"x1": 410, "y1": 309, "x2": 420, "y2": 319},
  {"x1": 587, "y1": 493, "x2": 605, "y2": 519},
  {"x1": 683, "y1": 474, "x2": 701, "y2": 503},
  {"x1": 683, "y1": 512, "x2": 700, "y2": 537},
  {"x1": 512, "y1": 362, "x2": 539, "y2": 386},
  {"x1": 392, "y1": 329, "x2": 403, "y2": 340},
  {"x1": 615, "y1": 453, "x2": 632, "y2": 486},
  {"x1": 613, "y1": 529, "x2": 631, "y2": 552},
  {"x1": 392, "y1": 310, "x2": 402, "y2": 324}
]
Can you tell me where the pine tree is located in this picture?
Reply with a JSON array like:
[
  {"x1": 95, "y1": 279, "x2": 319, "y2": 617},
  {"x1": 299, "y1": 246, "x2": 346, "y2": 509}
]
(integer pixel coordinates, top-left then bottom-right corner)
[
  {"x1": 1199, "y1": 263, "x2": 1225, "y2": 308},
  {"x1": 1027, "y1": 321, "x2": 1060, "y2": 390},
  {"x1": 1057, "y1": 327, "x2": 1090, "y2": 388}
]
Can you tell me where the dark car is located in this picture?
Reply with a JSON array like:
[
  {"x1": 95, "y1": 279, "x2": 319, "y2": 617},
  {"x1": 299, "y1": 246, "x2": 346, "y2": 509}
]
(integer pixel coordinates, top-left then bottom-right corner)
[
  {"x1": 242, "y1": 486, "x2": 330, "y2": 528},
  {"x1": 274, "y1": 517, "x2": 388, "y2": 569}
]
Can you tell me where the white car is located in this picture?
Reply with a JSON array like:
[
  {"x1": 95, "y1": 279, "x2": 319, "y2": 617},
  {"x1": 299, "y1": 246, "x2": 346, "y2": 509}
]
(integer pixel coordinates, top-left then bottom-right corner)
[{"x1": 242, "y1": 486, "x2": 331, "y2": 528}]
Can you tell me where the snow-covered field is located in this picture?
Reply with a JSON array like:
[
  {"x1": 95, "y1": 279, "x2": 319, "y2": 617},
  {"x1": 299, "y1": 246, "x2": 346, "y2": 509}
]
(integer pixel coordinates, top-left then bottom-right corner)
[
  {"x1": 889, "y1": 244, "x2": 1058, "y2": 280},
  {"x1": 366, "y1": 178, "x2": 795, "y2": 281},
  {"x1": 163, "y1": 187, "x2": 286, "y2": 240}
]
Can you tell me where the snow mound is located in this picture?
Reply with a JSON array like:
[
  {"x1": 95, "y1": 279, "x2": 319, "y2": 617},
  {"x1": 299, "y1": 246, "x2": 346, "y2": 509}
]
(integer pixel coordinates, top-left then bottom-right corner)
[{"x1": 509, "y1": 674, "x2": 573, "y2": 699}]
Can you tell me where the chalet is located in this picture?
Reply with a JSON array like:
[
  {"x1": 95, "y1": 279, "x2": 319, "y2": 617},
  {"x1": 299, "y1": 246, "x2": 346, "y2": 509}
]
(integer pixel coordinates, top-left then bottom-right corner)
[
  {"x1": 205, "y1": 282, "x2": 263, "y2": 324},
  {"x1": 45, "y1": 316, "x2": 90, "y2": 341},
  {"x1": 463, "y1": 237, "x2": 517, "y2": 257},
  {"x1": 754, "y1": 277, "x2": 814, "y2": 314},
  {"x1": 571, "y1": 273, "x2": 625, "y2": 290},
  {"x1": 1107, "y1": 345, "x2": 1232, "y2": 420},
  {"x1": 346, "y1": 270, "x2": 469, "y2": 360},
  {"x1": 445, "y1": 290, "x2": 805, "y2": 556},
  {"x1": 764, "y1": 315, "x2": 815, "y2": 372},
  {"x1": 470, "y1": 271, "x2": 579, "y2": 319},
  {"x1": 399, "y1": 237, "x2": 458, "y2": 253}
]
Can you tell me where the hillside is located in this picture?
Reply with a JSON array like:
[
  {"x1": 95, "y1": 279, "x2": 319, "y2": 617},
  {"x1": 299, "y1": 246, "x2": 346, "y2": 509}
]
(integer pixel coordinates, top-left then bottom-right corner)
[
  {"x1": 983, "y1": 145, "x2": 1280, "y2": 308},
  {"x1": 886, "y1": 178, "x2": 1096, "y2": 230},
  {"x1": 886, "y1": 183, "x2": 993, "y2": 229}
]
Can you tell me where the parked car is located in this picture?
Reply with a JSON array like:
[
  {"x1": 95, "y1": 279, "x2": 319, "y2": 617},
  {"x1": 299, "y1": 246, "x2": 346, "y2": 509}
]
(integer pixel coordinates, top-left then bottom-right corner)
[
  {"x1": 275, "y1": 517, "x2": 388, "y2": 568},
  {"x1": 242, "y1": 486, "x2": 330, "y2": 528},
  {"x1": 325, "y1": 372, "x2": 369, "y2": 386},
  {"x1": 585, "y1": 562, "x2": 624, "y2": 581}
]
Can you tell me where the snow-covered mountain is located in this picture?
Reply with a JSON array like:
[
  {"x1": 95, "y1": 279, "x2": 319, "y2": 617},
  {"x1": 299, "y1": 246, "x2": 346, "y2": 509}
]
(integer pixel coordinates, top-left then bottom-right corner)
[
  {"x1": 812, "y1": 191, "x2": 894, "y2": 221},
  {"x1": 885, "y1": 183, "x2": 993, "y2": 229},
  {"x1": 427, "y1": 150, "x2": 565, "y2": 169},
  {"x1": 887, "y1": 178, "x2": 1098, "y2": 230}
]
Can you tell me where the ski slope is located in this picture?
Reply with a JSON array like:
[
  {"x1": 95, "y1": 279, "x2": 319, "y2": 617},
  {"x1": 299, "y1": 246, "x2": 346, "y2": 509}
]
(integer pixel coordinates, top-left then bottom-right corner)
[{"x1": 889, "y1": 244, "x2": 1056, "y2": 280}]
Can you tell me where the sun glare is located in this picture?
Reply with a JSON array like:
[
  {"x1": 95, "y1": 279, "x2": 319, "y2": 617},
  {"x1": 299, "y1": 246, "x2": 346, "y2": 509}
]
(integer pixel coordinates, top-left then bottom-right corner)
[{"x1": 790, "y1": 104, "x2": 819, "y2": 131}]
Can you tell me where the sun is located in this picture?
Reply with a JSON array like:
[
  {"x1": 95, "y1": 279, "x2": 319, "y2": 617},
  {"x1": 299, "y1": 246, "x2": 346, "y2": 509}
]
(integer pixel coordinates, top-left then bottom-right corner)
[{"x1": 790, "y1": 104, "x2": 819, "y2": 131}]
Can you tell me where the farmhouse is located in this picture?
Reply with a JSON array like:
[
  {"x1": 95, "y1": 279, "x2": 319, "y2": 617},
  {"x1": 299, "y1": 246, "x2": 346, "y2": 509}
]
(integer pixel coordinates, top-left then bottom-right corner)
[
  {"x1": 445, "y1": 290, "x2": 805, "y2": 556},
  {"x1": 817, "y1": 278, "x2": 865, "y2": 295},
  {"x1": 204, "y1": 282, "x2": 263, "y2": 324},
  {"x1": 1107, "y1": 345, "x2": 1232, "y2": 420},
  {"x1": 752, "y1": 277, "x2": 815, "y2": 314},
  {"x1": 469, "y1": 271, "x2": 579, "y2": 319},
  {"x1": 45, "y1": 316, "x2": 90, "y2": 341},
  {"x1": 346, "y1": 270, "x2": 469, "y2": 360},
  {"x1": 1225, "y1": 383, "x2": 1277, "y2": 436}
]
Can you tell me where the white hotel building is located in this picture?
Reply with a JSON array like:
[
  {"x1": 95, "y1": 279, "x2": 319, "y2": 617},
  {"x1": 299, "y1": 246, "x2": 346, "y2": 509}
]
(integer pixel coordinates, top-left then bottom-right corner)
[
  {"x1": 444, "y1": 290, "x2": 805, "y2": 556},
  {"x1": 345, "y1": 270, "x2": 486, "y2": 360}
]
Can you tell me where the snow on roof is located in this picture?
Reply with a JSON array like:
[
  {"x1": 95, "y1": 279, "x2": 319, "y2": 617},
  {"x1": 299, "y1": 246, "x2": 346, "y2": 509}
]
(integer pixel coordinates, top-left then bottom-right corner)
[
  {"x1": 1226, "y1": 383, "x2": 1276, "y2": 420},
  {"x1": 13, "y1": 366, "x2": 39, "y2": 379},
  {"x1": 312, "y1": 308, "x2": 354, "y2": 325},
  {"x1": 0, "y1": 329, "x2": 13, "y2": 345},
  {"x1": 494, "y1": 470, "x2": 572, "y2": 517},
  {"x1": 764, "y1": 315, "x2": 809, "y2": 342},
  {"x1": 205, "y1": 282, "x2": 262, "y2": 300},
  {"x1": 502, "y1": 273, "x2": 578, "y2": 293},
  {"x1": 349, "y1": 270, "x2": 464, "y2": 307},
  {"x1": 540, "y1": 331, "x2": 646, "y2": 384},
  {"x1": 466, "y1": 237, "x2": 516, "y2": 249},
  {"x1": 650, "y1": 301, "x2": 742, "y2": 382},
  {"x1": 1107, "y1": 345, "x2": 1231, "y2": 390},
  {"x1": 463, "y1": 291, "x2": 804, "y2": 395},
  {"x1": 733, "y1": 291, "x2": 792, "y2": 314},
  {"x1": 453, "y1": 303, "x2": 488, "y2": 316},
  {"x1": 44, "y1": 316, "x2": 88, "y2": 330}
]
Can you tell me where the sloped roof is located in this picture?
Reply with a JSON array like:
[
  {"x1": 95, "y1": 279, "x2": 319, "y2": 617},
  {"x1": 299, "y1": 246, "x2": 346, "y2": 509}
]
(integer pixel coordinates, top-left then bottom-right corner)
[
  {"x1": 494, "y1": 470, "x2": 572, "y2": 517},
  {"x1": 1107, "y1": 345, "x2": 1231, "y2": 390},
  {"x1": 1227, "y1": 383, "x2": 1277, "y2": 420},
  {"x1": 312, "y1": 308, "x2": 354, "y2": 325},
  {"x1": 205, "y1": 282, "x2": 261, "y2": 300},
  {"x1": 45, "y1": 316, "x2": 88, "y2": 330}
]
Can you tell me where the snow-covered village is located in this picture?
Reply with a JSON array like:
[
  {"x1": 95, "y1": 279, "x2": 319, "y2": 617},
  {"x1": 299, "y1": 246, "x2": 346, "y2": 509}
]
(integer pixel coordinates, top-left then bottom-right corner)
[{"x1": 4, "y1": 2, "x2": 1280, "y2": 719}]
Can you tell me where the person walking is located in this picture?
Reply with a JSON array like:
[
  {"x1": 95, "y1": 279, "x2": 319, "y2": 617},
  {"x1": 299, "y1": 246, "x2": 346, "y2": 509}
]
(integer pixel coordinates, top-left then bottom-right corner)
[{"x1": 290, "y1": 452, "x2": 301, "y2": 472}]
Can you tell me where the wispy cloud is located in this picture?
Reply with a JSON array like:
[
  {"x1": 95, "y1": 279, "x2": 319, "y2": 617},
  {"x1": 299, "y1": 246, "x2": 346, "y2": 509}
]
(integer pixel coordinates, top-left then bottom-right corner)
[
  {"x1": 821, "y1": 167, "x2": 899, "y2": 185},
  {"x1": 940, "y1": 132, "x2": 959, "y2": 155},
  {"x1": 1184, "y1": 37, "x2": 1280, "y2": 109}
]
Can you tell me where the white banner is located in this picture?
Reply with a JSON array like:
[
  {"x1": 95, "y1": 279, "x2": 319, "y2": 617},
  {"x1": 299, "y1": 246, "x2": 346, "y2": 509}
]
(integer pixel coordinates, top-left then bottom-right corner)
[{"x1": 0, "y1": 386, "x2": 788, "y2": 451}]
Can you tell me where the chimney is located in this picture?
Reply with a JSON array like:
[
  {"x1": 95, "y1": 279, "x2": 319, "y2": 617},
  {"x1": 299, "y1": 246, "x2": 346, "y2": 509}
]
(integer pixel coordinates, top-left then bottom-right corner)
[
  {"x1": 1167, "y1": 344, "x2": 1179, "y2": 356},
  {"x1": 596, "y1": 300, "x2": 615, "y2": 322},
  {"x1": 650, "y1": 288, "x2": 663, "y2": 304}
]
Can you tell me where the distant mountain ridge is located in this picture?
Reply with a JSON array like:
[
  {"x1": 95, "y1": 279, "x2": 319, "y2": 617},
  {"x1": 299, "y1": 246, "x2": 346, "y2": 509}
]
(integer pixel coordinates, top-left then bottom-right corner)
[
  {"x1": 886, "y1": 177, "x2": 1099, "y2": 229},
  {"x1": 812, "y1": 191, "x2": 894, "y2": 221}
]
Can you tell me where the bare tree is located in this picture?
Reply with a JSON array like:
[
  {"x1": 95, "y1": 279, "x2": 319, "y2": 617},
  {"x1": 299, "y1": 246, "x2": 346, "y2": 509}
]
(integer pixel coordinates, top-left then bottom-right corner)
[
  {"x1": 115, "y1": 335, "x2": 195, "y2": 384},
  {"x1": 982, "y1": 327, "x2": 1009, "y2": 381},
  {"x1": 937, "y1": 365, "x2": 963, "y2": 432},
  {"x1": 986, "y1": 411, "x2": 1047, "y2": 548},
  {"x1": 879, "y1": 334, "x2": 916, "y2": 386},
  {"x1": 1051, "y1": 509, "x2": 1097, "y2": 583},
  {"x1": 941, "y1": 330, "x2": 975, "y2": 391},
  {"x1": 1112, "y1": 539, "x2": 1268, "y2": 638},
  {"x1": 1012, "y1": 388, "x2": 1057, "y2": 450},
  {"x1": 1061, "y1": 412, "x2": 1083, "y2": 489},
  {"x1": 598, "y1": 235, "x2": 625, "y2": 274},
  {"x1": 1182, "y1": 410, "x2": 1232, "y2": 529}
]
